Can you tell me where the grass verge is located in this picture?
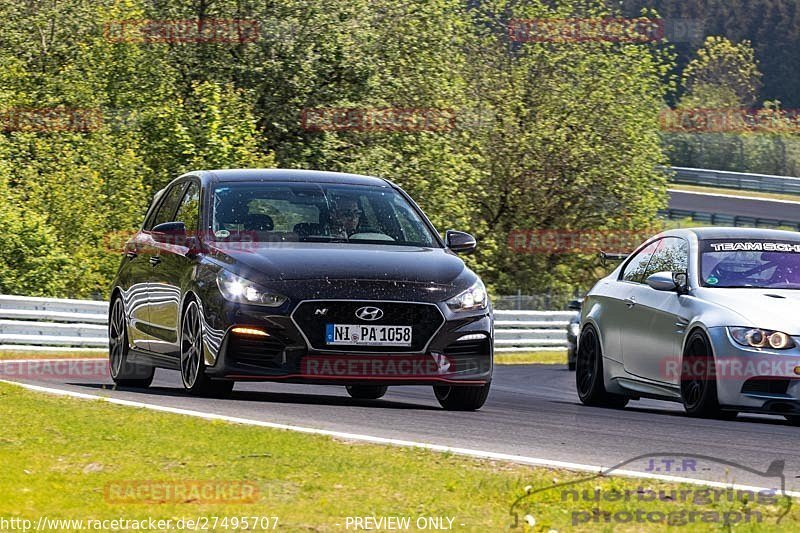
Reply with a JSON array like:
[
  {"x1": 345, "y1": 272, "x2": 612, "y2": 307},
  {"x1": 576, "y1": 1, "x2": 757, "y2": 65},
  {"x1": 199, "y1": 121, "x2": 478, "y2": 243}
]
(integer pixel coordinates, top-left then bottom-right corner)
[
  {"x1": 0, "y1": 382, "x2": 796, "y2": 531},
  {"x1": 495, "y1": 351, "x2": 566, "y2": 365},
  {"x1": 0, "y1": 349, "x2": 106, "y2": 360}
]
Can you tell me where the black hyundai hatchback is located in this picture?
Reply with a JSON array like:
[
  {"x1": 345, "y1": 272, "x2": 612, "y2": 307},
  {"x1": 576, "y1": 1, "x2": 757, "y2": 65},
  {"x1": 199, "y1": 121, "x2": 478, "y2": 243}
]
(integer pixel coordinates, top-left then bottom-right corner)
[{"x1": 109, "y1": 169, "x2": 493, "y2": 410}]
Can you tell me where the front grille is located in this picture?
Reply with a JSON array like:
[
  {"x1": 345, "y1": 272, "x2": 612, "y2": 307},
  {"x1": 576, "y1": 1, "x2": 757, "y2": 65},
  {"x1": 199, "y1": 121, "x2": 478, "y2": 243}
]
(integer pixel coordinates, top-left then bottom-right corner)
[
  {"x1": 228, "y1": 334, "x2": 285, "y2": 370},
  {"x1": 741, "y1": 378, "x2": 791, "y2": 395},
  {"x1": 444, "y1": 338, "x2": 490, "y2": 357},
  {"x1": 292, "y1": 300, "x2": 444, "y2": 352}
]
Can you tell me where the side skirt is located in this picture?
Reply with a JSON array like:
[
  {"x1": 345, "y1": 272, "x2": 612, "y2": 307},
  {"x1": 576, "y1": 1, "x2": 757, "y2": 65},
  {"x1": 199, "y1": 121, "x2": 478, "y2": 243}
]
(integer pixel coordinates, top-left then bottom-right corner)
[{"x1": 127, "y1": 349, "x2": 180, "y2": 370}]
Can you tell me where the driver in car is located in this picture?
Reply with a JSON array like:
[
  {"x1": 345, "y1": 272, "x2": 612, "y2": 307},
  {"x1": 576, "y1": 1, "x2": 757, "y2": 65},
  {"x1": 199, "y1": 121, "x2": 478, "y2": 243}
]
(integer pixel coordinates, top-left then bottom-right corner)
[{"x1": 327, "y1": 196, "x2": 362, "y2": 238}]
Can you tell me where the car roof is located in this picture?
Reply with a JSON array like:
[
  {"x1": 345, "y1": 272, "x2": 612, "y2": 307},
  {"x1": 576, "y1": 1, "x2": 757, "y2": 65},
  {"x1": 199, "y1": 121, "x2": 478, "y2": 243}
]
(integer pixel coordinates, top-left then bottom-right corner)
[
  {"x1": 186, "y1": 168, "x2": 392, "y2": 187},
  {"x1": 686, "y1": 227, "x2": 800, "y2": 241}
]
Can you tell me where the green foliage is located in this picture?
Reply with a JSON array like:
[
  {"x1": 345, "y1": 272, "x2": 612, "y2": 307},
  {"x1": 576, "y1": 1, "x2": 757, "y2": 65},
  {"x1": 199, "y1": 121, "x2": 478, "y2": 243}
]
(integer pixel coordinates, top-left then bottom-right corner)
[
  {"x1": 0, "y1": 0, "x2": 673, "y2": 299},
  {"x1": 681, "y1": 37, "x2": 761, "y2": 107}
]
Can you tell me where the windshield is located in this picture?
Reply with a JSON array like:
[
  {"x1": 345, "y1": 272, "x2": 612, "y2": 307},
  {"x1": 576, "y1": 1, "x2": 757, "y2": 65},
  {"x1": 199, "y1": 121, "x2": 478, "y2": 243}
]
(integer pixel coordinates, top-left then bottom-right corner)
[
  {"x1": 700, "y1": 239, "x2": 800, "y2": 289},
  {"x1": 209, "y1": 182, "x2": 439, "y2": 247}
]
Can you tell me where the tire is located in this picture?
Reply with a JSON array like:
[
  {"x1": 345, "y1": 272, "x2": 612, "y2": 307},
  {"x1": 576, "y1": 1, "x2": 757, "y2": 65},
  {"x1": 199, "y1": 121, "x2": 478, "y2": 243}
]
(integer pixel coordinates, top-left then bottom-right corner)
[
  {"x1": 575, "y1": 325, "x2": 628, "y2": 408},
  {"x1": 680, "y1": 329, "x2": 732, "y2": 419},
  {"x1": 345, "y1": 385, "x2": 388, "y2": 400},
  {"x1": 108, "y1": 297, "x2": 154, "y2": 388},
  {"x1": 785, "y1": 415, "x2": 800, "y2": 426},
  {"x1": 433, "y1": 383, "x2": 490, "y2": 411},
  {"x1": 180, "y1": 300, "x2": 234, "y2": 398}
]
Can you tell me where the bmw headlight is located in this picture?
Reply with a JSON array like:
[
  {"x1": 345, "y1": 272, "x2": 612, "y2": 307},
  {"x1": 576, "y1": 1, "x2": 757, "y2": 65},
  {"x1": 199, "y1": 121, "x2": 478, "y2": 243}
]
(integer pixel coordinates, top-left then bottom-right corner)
[
  {"x1": 446, "y1": 279, "x2": 488, "y2": 312},
  {"x1": 216, "y1": 270, "x2": 287, "y2": 307},
  {"x1": 729, "y1": 327, "x2": 796, "y2": 350}
]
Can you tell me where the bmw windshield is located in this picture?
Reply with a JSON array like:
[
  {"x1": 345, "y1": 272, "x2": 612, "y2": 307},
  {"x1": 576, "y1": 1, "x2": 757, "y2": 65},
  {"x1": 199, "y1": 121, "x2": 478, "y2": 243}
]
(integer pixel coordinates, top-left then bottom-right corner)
[
  {"x1": 210, "y1": 182, "x2": 439, "y2": 247},
  {"x1": 700, "y1": 239, "x2": 800, "y2": 289}
]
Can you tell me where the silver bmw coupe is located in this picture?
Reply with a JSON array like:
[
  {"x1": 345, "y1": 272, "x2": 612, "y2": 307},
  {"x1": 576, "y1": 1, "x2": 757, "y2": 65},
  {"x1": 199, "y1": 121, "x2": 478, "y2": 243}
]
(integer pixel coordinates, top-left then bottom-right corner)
[{"x1": 576, "y1": 227, "x2": 800, "y2": 424}]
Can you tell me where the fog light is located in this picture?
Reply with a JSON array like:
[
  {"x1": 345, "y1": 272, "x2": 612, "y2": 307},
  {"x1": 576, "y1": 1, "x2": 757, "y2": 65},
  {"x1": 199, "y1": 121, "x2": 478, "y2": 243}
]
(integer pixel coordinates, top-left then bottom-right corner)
[
  {"x1": 231, "y1": 327, "x2": 270, "y2": 337},
  {"x1": 794, "y1": 366, "x2": 800, "y2": 376},
  {"x1": 457, "y1": 333, "x2": 487, "y2": 341}
]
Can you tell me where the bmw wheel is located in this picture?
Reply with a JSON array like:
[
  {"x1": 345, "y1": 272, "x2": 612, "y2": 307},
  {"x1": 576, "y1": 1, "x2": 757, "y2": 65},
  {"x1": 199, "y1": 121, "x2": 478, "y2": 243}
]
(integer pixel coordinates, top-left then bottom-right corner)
[
  {"x1": 680, "y1": 330, "x2": 734, "y2": 419},
  {"x1": 575, "y1": 325, "x2": 628, "y2": 408},
  {"x1": 108, "y1": 297, "x2": 154, "y2": 388},
  {"x1": 180, "y1": 300, "x2": 233, "y2": 397}
]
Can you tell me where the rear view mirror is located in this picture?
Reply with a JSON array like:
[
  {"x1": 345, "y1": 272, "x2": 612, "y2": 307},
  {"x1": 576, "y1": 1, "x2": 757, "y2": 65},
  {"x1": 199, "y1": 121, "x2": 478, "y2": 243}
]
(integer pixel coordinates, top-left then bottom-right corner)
[
  {"x1": 151, "y1": 221, "x2": 187, "y2": 245},
  {"x1": 567, "y1": 299, "x2": 583, "y2": 311},
  {"x1": 646, "y1": 271, "x2": 688, "y2": 294},
  {"x1": 445, "y1": 230, "x2": 477, "y2": 254}
]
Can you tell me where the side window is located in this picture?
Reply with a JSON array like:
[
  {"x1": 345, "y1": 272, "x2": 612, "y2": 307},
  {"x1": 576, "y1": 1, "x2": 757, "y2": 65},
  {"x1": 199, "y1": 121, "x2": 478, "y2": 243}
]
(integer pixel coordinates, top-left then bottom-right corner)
[
  {"x1": 644, "y1": 237, "x2": 689, "y2": 279},
  {"x1": 621, "y1": 239, "x2": 661, "y2": 283},
  {"x1": 174, "y1": 182, "x2": 200, "y2": 233},
  {"x1": 149, "y1": 183, "x2": 188, "y2": 229}
]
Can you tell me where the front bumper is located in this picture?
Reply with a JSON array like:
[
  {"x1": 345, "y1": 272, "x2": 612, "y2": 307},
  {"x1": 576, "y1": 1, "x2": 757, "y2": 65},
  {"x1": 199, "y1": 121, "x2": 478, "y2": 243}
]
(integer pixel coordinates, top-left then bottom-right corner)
[
  {"x1": 709, "y1": 326, "x2": 800, "y2": 414},
  {"x1": 201, "y1": 299, "x2": 493, "y2": 386}
]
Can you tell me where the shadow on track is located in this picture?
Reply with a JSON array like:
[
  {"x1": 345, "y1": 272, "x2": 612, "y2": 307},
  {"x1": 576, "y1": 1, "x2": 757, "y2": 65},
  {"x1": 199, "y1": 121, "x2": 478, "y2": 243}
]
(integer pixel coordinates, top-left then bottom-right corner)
[{"x1": 69, "y1": 382, "x2": 442, "y2": 411}]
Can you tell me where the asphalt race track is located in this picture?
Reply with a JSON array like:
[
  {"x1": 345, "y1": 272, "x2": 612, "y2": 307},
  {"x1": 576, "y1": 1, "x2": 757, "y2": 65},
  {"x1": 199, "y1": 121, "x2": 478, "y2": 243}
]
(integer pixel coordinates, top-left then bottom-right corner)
[
  {"x1": 4, "y1": 361, "x2": 800, "y2": 493},
  {"x1": 668, "y1": 189, "x2": 800, "y2": 223}
]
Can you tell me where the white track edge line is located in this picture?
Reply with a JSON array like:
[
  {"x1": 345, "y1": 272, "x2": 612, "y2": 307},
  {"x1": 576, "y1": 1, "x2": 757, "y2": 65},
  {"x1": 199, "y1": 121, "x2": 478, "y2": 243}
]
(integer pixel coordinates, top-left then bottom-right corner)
[{"x1": 2, "y1": 378, "x2": 798, "y2": 498}]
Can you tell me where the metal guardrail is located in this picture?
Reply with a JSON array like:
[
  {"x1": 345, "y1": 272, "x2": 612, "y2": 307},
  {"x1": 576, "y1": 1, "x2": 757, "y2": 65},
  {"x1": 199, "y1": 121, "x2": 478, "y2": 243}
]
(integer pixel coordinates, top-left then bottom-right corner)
[
  {"x1": 670, "y1": 166, "x2": 800, "y2": 195},
  {"x1": 493, "y1": 310, "x2": 577, "y2": 352},
  {"x1": 0, "y1": 295, "x2": 108, "y2": 350},
  {"x1": 659, "y1": 208, "x2": 800, "y2": 231},
  {"x1": 0, "y1": 295, "x2": 575, "y2": 353}
]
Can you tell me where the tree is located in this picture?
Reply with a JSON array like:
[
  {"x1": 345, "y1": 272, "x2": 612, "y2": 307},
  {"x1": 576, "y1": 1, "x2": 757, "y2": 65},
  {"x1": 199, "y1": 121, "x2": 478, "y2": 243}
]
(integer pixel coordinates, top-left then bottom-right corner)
[{"x1": 680, "y1": 36, "x2": 761, "y2": 107}]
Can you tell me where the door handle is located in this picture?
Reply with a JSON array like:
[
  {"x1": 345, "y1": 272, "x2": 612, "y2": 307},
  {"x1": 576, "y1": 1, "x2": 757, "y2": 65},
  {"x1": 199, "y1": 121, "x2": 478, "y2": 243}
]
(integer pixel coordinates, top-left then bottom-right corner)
[
  {"x1": 624, "y1": 296, "x2": 636, "y2": 308},
  {"x1": 149, "y1": 256, "x2": 162, "y2": 266}
]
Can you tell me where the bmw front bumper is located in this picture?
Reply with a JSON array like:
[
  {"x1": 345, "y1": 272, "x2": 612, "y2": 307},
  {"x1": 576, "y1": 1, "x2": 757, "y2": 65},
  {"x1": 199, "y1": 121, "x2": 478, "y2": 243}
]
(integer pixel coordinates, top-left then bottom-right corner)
[{"x1": 708, "y1": 326, "x2": 800, "y2": 414}]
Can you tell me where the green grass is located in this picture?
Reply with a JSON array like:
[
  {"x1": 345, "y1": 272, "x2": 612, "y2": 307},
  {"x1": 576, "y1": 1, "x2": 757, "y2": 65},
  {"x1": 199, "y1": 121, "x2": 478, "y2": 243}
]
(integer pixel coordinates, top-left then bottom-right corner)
[
  {"x1": 495, "y1": 351, "x2": 567, "y2": 365},
  {"x1": 0, "y1": 349, "x2": 106, "y2": 360},
  {"x1": 0, "y1": 382, "x2": 796, "y2": 531}
]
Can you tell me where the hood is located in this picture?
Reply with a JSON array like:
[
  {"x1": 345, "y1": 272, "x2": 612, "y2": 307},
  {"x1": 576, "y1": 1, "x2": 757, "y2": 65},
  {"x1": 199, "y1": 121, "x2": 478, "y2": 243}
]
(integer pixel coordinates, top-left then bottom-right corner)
[
  {"x1": 207, "y1": 242, "x2": 467, "y2": 285},
  {"x1": 694, "y1": 288, "x2": 800, "y2": 334}
]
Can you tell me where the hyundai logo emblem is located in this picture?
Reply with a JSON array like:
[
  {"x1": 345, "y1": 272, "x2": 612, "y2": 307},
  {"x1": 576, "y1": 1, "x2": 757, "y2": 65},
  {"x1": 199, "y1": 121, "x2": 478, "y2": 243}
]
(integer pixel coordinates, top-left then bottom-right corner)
[{"x1": 355, "y1": 306, "x2": 383, "y2": 321}]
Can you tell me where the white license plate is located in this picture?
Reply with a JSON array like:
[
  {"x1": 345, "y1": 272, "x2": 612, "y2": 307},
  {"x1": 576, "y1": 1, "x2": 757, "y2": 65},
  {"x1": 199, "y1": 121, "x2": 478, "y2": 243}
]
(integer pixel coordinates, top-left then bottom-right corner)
[{"x1": 325, "y1": 324, "x2": 412, "y2": 346}]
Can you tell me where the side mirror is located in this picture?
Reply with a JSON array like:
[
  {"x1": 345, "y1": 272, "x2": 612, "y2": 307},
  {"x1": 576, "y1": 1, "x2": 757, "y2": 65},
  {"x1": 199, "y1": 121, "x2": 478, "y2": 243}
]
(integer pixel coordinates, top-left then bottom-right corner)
[
  {"x1": 151, "y1": 221, "x2": 187, "y2": 245},
  {"x1": 567, "y1": 298, "x2": 583, "y2": 311},
  {"x1": 445, "y1": 230, "x2": 477, "y2": 254},
  {"x1": 646, "y1": 271, "x2": 688, "y2": 293}
]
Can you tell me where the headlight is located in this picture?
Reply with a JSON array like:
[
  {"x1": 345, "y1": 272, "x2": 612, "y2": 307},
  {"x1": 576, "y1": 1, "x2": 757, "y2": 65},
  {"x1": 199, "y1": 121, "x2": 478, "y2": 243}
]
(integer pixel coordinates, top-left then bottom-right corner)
[
  {"x1": 569, "y1": 323, "x2": 580, "y2": 338},
  {"x1": 446, "y1": 279, "x2": 488, "y2": 312},
  {"x1": 729, "y1": 327, "x2": 796, "y2": 350},
  {"x1": 216, "y1": 270, "x2": 287, "y2": 307}
]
